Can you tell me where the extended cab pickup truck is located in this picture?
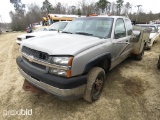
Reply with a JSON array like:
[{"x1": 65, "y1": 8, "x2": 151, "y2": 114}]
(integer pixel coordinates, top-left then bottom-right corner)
[{"x1": 16, "y1": 16, "x2": 146, "y2": 102}]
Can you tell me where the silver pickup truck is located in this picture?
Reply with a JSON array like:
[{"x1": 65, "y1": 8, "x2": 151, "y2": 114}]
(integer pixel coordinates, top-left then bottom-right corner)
[{"x1": 16, "y1": 16, "x2": 147, "y2": 102}]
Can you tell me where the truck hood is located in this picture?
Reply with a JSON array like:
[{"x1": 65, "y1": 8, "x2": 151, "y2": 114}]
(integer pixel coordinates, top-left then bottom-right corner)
[
  {"x1": 17, "y1": 31, "x2": 58, "y2": 39},
  {"x1": 21, "y1": 33, "x2": 105, "y2": 55}
]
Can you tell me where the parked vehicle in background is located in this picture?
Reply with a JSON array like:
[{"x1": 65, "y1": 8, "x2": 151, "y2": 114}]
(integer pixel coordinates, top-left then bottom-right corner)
[
  {"x1": 42, "y1": 14, "x2": 80, "y2": 26},
  {"x1": 26, "y1": 26, "x2": 33, "y2": 33},
  {"x1": 33, "y1": 26, "x2": 48, "y2": 32},
  {"x1": 32, "y1": 22, "x2": 42, "y2": 30},
  {"x1": 16, "y1": 16, "x2": 146, "y2": 102},
  {"x1": 137, "y1": 24, "x2": 160, "y2": 49},
  {"x1": 155, "y1": 24, "x2": 160, "y2": 32},
  {"x1": 16, "y1": 21, "x2": 69, "y2": 45},
  {"x1": 47, "y1": 21, "x2": 69, "y2": 31}
]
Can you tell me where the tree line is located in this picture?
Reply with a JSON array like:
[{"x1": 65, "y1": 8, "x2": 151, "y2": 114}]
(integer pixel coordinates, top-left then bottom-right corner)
[{"x1": 9, "y1": 0, "x2": 160, "y2": 31}]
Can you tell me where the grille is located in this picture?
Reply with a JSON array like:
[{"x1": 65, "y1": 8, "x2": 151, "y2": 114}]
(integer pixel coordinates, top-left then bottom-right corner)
[
  {"x1": 23, "y1": 57, "x2": 46, "y2": 70},
  {"x1": 26, "y1": 36, "x2": 35, "y2": 39},
  {"x1": 22, "y1": 46, "x2": 49, "y2": 61}
]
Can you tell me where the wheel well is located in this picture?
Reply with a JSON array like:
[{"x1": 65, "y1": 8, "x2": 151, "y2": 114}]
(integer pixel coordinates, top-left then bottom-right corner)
[
  {"x1": 83, "y1": 54, "x2": 111, "y2": 74},
  {"x1": 95, "y1": 58, "x2": 111, "y2": 72}
]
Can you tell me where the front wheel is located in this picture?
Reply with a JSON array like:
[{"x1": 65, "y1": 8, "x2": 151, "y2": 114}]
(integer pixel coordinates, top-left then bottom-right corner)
[
  {"x1": 157, "y1": 55, "x2": 160, "y2": 69},
  {"x1": 83, "y1": 67, "x2": 105, "y2": 102}
]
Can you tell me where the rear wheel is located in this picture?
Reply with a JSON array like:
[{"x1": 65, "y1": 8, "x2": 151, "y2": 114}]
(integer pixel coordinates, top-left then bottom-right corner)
[
  {"x1": 83, "y1": 67, "x2": 105, "y2": 102},
  {"x1": 135, "y1": 46, "x2": 144, "y2": 60}
]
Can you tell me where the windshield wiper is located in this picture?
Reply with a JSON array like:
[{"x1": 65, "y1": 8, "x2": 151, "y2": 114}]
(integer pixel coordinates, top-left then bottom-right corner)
[
  {"x1": 62, "y1": 31, "x2": 72, "y2": 34},
  {"x1": 75, "y1": 32, "x2": 93, "y2": 36}
]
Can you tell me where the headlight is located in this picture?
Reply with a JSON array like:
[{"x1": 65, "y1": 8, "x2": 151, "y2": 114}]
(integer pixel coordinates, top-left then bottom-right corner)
[
  {"x1": 51, "y1": 57, "x2": 73, "y2": 66},
  {"x1": 17, "y1": 37, "x2": 25, "y2": 41},
  {"x1": 49, "y1": 68, "x2": 71, "y2": 77},
  {"x1": 49, "y1": 69, "x2": 67, "y2": 76},
  {"x1": 49, "y1": 56, "x2": 73, "y2": 77}
]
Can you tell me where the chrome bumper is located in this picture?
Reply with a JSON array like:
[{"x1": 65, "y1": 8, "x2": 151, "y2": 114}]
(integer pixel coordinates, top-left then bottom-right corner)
[{"x1": 18, "y1": 68, "x2": 86, "y2": 99}]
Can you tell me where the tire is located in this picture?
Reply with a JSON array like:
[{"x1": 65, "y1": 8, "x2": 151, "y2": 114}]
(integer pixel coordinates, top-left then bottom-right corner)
[
  {"x1": 83, "y1": 67, "x2": 105, "y2": 102},
  {"x1": 135, "y1": 46, "x2": 144, "y2": 60},
  {"x1": 157, "y1": 55, "x2": 160, "y2": 69}
]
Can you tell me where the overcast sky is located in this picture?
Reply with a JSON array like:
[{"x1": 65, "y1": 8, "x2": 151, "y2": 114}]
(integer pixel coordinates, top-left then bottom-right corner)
[{"x1": 0, "y1": 0, "x2": 160, "y2": 23}]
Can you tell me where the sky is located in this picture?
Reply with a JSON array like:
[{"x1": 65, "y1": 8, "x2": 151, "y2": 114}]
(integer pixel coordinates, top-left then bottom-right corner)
[{"x1": 0, "y1": 0, "x2": 160, "y2": 23}]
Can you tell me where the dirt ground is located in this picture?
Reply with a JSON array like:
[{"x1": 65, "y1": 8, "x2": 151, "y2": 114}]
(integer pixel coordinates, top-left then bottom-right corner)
[{"x1": 0, "y1": 32, "x2": 160, "y2": 120}]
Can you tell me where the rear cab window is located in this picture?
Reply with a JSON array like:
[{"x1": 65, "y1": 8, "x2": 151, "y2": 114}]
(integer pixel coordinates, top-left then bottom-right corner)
[{"x1": 125, "y1": 19, "x2": 133, "y2": 36}]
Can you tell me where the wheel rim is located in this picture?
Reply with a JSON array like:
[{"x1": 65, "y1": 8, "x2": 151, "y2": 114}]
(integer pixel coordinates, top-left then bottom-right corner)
[{"x1": 91, "y1": 73, "x2": 104, "y2": 100}]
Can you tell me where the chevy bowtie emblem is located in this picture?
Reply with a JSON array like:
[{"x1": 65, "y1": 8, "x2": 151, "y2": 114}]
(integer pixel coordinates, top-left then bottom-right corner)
[{"x1": 28, "y1": 55, "x2": 34, "y2": 62}]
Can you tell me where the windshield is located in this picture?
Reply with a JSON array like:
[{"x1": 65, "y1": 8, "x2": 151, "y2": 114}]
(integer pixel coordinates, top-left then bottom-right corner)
[
  {"x1": 34, "y1": 27, "x2": 47, "y2": 32},
  {"x1": 63, "y1": 17, "x2": 114, "y2": 38},
  {"x1": 141, "y1": 26, "x2": 157, "y2": 33},
  {"x1": 48, "y1": 22, "x2": 68, "y2": 31}
]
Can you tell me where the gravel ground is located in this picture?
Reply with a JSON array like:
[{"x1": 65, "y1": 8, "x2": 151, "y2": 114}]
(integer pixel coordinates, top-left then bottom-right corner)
[{"x1": 0, "y1": 32, "x2": 160, "y2": 120}]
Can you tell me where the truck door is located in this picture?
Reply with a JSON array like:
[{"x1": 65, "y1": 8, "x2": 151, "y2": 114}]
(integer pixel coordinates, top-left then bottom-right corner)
[
  {"x1": 111, "y1": 18, "x2": 130, "y2": 67},
  {"x1": 124, "y1": 19, "x2": 134, "y2": 54}
]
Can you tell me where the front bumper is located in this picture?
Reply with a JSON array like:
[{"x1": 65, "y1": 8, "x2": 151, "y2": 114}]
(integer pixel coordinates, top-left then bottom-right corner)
[{"x1": 16, "y1": 57, "x2": 87, "y2": 100}]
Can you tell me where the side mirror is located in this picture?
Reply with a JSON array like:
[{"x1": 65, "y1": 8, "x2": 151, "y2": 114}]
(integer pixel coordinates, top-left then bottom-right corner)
[
  {"x1": 133, "y1": 30, "x2": 141, "y2": 37},
  {"x1": 130, "y1": 30, "x2": 141, "y2": 42}
]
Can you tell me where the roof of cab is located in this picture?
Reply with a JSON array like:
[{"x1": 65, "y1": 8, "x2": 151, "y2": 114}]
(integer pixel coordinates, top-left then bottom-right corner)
[{"x1": 76, "y1": 15, "x2": 129, "y2": 20}]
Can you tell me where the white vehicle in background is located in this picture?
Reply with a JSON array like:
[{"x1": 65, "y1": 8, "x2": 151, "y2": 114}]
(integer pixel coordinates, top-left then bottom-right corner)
[
  {"x1": 137, "y1": 24, "x2": 160, "y2": 49},
  {"x1": 155, "y1": 24, "x2": 160, "y2": 32},
  {"x1": 33, "y1": 26, "x2": 48, "y2": 32},
  {"x1": 16, "y1": 21, "x2": 70, "y2": 45}
]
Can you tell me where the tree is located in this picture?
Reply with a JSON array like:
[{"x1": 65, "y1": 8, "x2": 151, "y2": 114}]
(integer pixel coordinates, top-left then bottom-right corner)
[
  {"x1": 71, "y1": 6, "x2": 76, "y2": 14},
  {"x1": 9, "y1": 11, "x2": 26, "y2": 31},
  {"x1": 25, "y1": 3, "x2": 43, "y2": 25},
  {"x1": 77, "y1": 8, "x2": 81, "y2": 16},
  {"x1": 116, "y1": 0, "x2": 124, "y2": 15},
  {"x1": 9, "y1": 2, "x2": 43, "y2": 31},
  {"x1": 96, "y1": 0, "x2": 108, "y2": 13},
  {"x1": 54, "y1": 2, "x2": 62, "y2": 14},
  {"x1": 10, "y1": 0, "x2": 25, "y2": 16},
  {"x1": 10, "y1": 0, "x2": 26, "y2": 31},
  {"x1": 111, "y1": 2, "x2": 117, "y2": 15},
  {"x1": 124, "y1": 2, "x2": 131, "y2": 15},
  {"x1": 41, "y1": 0, "x2": 54, "y2": 14}
]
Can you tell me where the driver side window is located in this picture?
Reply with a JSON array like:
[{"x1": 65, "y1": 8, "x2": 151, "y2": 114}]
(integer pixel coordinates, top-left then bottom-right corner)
[{"x1": 114, "y1": 19, "x2": 126, "y2": 39}]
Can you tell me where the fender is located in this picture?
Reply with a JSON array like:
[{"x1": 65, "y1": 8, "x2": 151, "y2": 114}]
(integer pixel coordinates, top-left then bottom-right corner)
[{"x1": 83, "y1": 53, "x2": 111, "y2": 74}]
